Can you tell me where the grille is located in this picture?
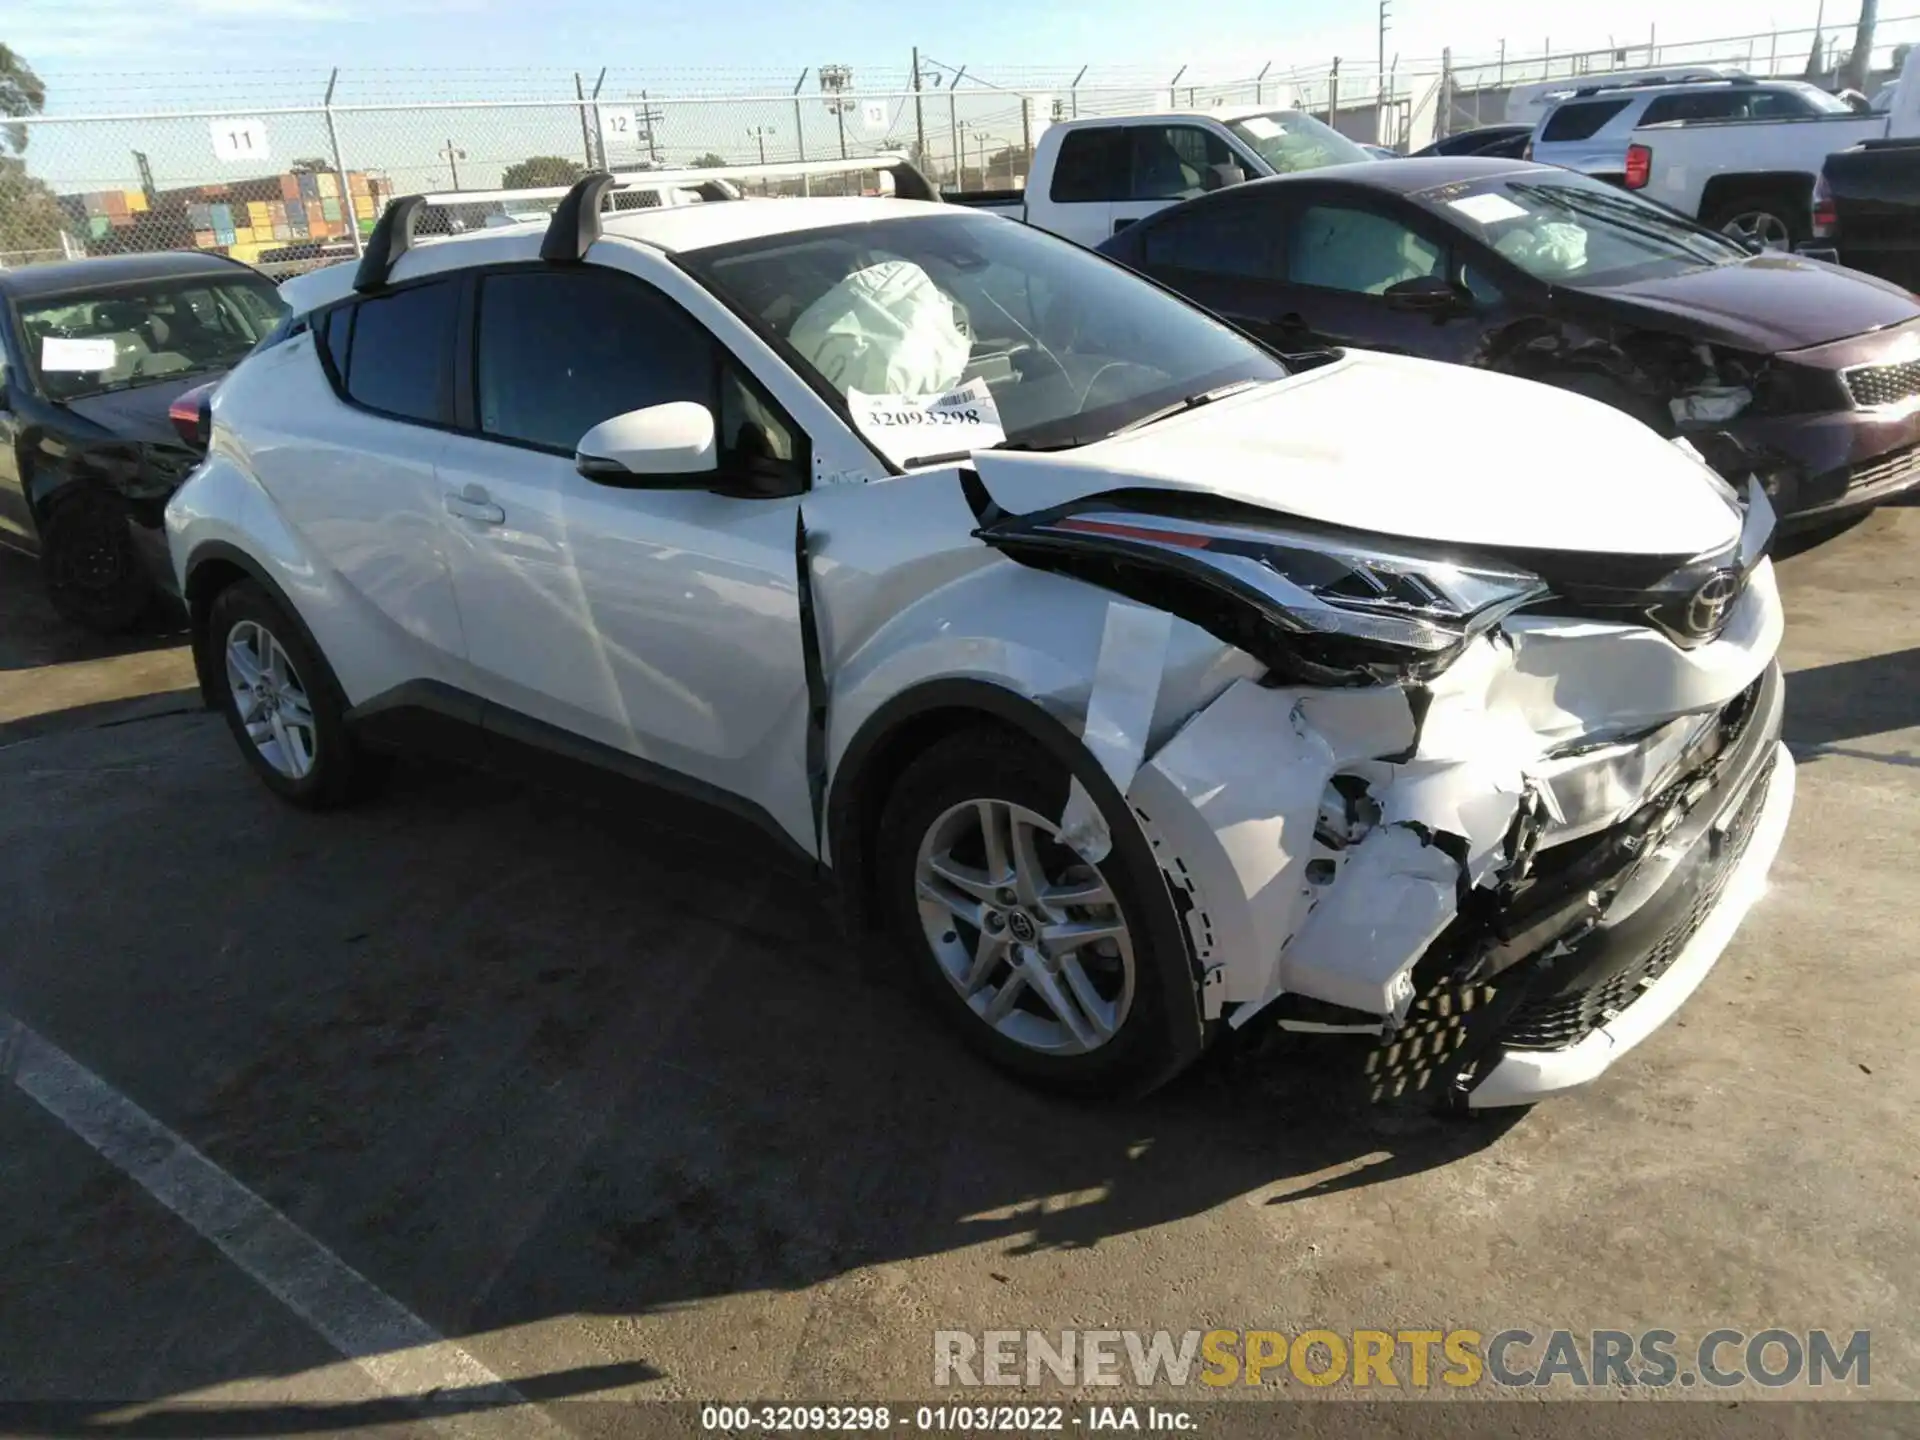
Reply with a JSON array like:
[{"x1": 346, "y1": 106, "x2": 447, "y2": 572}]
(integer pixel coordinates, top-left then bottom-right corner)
[
  {"x1": 1500, "y1": 753, "x2": 1775, "y2": 1052},
  {"x1": 1847, "y1": 444, "x2": 1920, "y2": 497},
  {"x1": 1844, "y1": 359, "x2": 1920, "y2": 408}
]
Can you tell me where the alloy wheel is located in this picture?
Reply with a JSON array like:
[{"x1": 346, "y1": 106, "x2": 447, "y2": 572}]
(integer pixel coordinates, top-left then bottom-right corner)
[
  {"x1": 912, "y1": 797, "x2": 1136, "y2": 1055},
  {"x1": 1720, "y1": 211, "x2": 1793, "y2": 252},
  {"x1": 224, "y1": 620, "x2": 318, "y2": 780}
]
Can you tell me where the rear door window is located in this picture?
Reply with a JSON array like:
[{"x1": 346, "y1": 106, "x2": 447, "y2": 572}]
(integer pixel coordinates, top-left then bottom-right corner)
[
  {"x1": 1641, "y1": 91, "x2": 1748, "y2": 125},
  {"x1": 1049, "y1": 128, "x2": 1130, "y2": 203},
  {"x1": 338, "y1": 279, "x2": 458, "y2": 424},
  {"x1": 1539, "y1": 99, "x2": 1633, "y2": 141}
]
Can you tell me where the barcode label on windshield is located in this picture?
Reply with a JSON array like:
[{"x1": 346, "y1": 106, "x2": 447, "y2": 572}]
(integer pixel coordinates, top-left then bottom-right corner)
[{"x1": 848, "y1": 379, "x2": 1006, "y2": 465}]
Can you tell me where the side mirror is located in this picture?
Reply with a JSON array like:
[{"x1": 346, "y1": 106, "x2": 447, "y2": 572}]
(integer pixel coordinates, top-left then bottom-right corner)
[
  {"x1": 576, "y1": 402, "x2": 718, "y2": 485},
  {"x1": 1383, "y1": 275, "x2": 1462, "y2": 314},
  {"x1": 1204, "y1": 162, "x2": 1247, "y2": 192}
]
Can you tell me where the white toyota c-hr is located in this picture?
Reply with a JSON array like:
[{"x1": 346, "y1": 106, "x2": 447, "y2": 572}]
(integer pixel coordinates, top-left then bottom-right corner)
[{"x1": 166, "y1": 173, "x2": 1794, "y2": 1108}]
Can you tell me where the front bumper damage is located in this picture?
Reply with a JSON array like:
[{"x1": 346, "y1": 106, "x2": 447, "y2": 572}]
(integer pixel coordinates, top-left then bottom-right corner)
[{"x1": 1042, "y1": 551, "x2": 1793, "y2": 1109}]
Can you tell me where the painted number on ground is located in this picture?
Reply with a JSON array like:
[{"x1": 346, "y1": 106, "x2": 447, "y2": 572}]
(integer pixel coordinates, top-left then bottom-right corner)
[{"x1": 210, "y1": 119, "x2": 271, "y2": 163}]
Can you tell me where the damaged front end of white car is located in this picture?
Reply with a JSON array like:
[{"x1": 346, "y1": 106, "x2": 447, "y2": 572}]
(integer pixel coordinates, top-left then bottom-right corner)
[{"x1": 936, "y1": 462, "x2": 1793, "y2": 1111}]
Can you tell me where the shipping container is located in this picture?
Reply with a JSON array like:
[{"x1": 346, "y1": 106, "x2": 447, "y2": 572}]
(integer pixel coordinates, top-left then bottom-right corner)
[
  {"x1": 289, "y1": 211, "x2": 311, "y2": 239},
  {"x1": 126, "y1": 189, "x2": 149, "y2": 213},
  {"x1": 348, "y1": 172, "x2": 371, "y2": 195},
  {"x1": 298, "y1": 171, "x2": 321, "y2": 200},
  {"x1": 187, "y1": 202, "x2": 212, "y2": 230},
  {"x1": 248, "y1": 200, "x2": 273, "y2": 226},
  {"x1": 285, "y1": 198, "x2": 306, "y2": 226},
  {"x1": 320, "y1": 196, "x2": 342, "y2": 222},
  {"x1": 87, "y1": 215, "x2": 111, "y2": 238},
  {"x1": 193, "y1": 229, "x2": 216, "y2": 249},
  {"x1": 200, "y1": 183, "x2": 231, "y2": 199},
  {"x1": 209, "y1": 202, "x2": 232, "y2": 229},
  {"x1": 103, "y1": 190, "x2": 128, "y2": 217},
  {"x1": 81, "y1": 192, "x2": 108, "y2": 217},
  {"x1": 272, "y1": 222, "x2": 291, "y2": 241},
  {"x1": 316, "y1": 171, "x2": 339, "y2": 198},
  {"x1": 353, "y1": 195, "x2": 375, "y2": 220},
  {"x1": 280, "y1": 174, "x2": 301, "y2": 201}
]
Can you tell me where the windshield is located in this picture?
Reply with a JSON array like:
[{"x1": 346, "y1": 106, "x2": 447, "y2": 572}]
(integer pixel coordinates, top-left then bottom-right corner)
[
  {"x1": 1224, "y1": 110, "x2": 1374, "y2": 174},
  {"x1": 21, "y1": 276, "x2": 288, "y2": 402},
  {"x1": 680, "y1": 213, "x2": 1286, "y2": 456},
  {"x1": 1416, "y1": 172, "x2": 1749, "y2": 286}
]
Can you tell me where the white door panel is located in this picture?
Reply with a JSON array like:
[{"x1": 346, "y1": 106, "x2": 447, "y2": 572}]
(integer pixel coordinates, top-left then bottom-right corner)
[{"x1": 434, "y1": 432, "x2": 813, "y2": 844}]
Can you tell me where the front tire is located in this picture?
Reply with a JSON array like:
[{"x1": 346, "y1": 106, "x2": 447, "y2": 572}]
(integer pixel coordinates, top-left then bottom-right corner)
[
  {"x1": 40, "y1": 489, "x2": 155, "y2": 633},
  {"x1": 206, "y1": 579, "x2": 379, "y2": 809},
  {"x1": 875, "y1": 727, "x2": 1206, "y2": 1097}
]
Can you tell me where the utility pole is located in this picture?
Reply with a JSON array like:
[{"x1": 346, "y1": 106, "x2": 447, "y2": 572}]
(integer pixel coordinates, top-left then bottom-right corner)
[
  {"x1": 912, "y1": 47, "x2": 927, "y2": 169},
  {"x1": 439, "y1": 138, "x2": 466, "y2": 191},
  {"x1": 820, "y1": 64, "x2": 854, "y2": 161},
  {"x1": 638, "y1": 90, "x2": 662, "y2": 166},
  {"x1": 749, "y1": 125, "x2": 775, "y2": 164},
  {"x1": 948, "y1": 64, "x2": 967, "y2": 187},
  {"x1": 1843, "y1": 0, "x2": 1879, "y2": 91},
  {"x1": 1377, "y1": 0, "x2": 1391, "y2": 141},
  {"x1": 792, "y1": 68, "x2": 810, "y2": 191},
  {"x1": 574, "y1": 73, "x2": 595, "y2": 171}
]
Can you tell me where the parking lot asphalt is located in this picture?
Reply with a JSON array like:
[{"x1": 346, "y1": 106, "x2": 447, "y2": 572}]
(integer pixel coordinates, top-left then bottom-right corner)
[{"x1": 1, "y1": 509, "x2": 1917, "y2": 1428}]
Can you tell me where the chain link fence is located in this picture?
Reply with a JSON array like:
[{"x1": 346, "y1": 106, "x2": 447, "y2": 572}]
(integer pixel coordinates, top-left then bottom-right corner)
[{"x1": 5, "y1": 16, "x2": 1916, "y2": 278}]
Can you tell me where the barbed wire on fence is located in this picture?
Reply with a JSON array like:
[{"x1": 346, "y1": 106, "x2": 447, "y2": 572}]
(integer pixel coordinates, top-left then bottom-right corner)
[{"x1": 7, "y1": 14, "x2": 1918, "y2": 277}]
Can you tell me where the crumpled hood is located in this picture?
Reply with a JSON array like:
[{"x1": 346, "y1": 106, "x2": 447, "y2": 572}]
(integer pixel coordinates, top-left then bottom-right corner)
[
  {"x1": 1587, "y1": 253, "x2": 1920, "y2": 353},
  {"x1": 973, "y1": 351, "x2": 1741, "y2": 558},
  {"x1": 61, "y1": 371, "x2": 222, "y2": 445}
]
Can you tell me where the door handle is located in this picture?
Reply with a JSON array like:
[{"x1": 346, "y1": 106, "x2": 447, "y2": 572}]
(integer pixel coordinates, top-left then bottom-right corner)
[{"x1": 444, "y1": 489, "x2": 505, "y2": 525}]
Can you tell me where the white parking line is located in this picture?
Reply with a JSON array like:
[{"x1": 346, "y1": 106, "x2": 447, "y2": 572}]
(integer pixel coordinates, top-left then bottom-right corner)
[{"x1": 0, "y1": 1010, "x2": 566, "y2": 1432}]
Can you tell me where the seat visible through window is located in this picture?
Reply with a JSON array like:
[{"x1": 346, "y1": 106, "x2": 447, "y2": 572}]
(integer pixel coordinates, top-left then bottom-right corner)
[{"x1": 1286, "y1": 205, "x2": 1444, "y2": 295}]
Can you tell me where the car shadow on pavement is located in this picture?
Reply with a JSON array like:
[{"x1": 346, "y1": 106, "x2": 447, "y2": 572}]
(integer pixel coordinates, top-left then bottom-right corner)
[
  {"x1": 41, "y1": 749, "x2": 1518, "y2": 1392},
  {"x1": 1783, "y1": 645, "x2": 1920, "y2": 749},
  {"x1": 0, "y1": 547, "x2": 187, "y2": 673}
]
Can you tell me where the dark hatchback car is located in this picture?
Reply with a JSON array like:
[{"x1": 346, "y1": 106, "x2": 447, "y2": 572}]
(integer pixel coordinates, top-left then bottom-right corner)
[
  {"x1": 0, "y1": 252, "x2": 286, "y2": 630},
  {"x1": 1100, "y1": 156, "x2": 1920, "y2": 526}
]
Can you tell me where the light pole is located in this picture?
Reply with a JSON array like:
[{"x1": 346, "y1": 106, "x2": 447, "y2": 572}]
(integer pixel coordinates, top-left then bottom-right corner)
[{"x1": 748, "y1": 125, "x2": 776, "y2": 165}]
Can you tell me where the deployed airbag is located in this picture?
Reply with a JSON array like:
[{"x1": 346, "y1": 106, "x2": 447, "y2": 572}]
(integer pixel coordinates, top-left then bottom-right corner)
[{"x1": 788, "y1": 259, "x2": 971, "y2": 397}]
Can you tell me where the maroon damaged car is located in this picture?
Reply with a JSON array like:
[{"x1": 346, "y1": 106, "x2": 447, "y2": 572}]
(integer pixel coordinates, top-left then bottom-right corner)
[{"x1": 1101, "y1": 156, "x2": 1920, "y2": 527}]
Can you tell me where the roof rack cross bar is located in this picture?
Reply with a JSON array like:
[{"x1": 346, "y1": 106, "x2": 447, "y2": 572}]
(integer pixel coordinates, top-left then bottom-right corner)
[
  {"x1": 353, "y1": 193, "x2": 428, "y2": 293},
  {"x1": 541, "y1": 171, "x2": 620, "y2": 265}
]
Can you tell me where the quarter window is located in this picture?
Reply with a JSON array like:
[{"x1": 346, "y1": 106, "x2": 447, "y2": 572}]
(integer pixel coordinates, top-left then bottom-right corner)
[
  {"x1": 339, "y1": 280, "x2": 457, "y2": 423},
  {"x1": 1539, "y1": 99, "x2": 1632, "y2": 141}
]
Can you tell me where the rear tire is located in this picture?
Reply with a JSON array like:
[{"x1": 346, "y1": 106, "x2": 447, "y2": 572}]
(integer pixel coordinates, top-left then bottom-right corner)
[
  {"x1": 874, "y1": 727, "x2": 1206, "y2": 1098},
  {"x1": 206, "y1": 579, "x2": 382, "y2": 809},
  {"x1": 40, "y1": 489, "x2": 155, "y2": 634}
]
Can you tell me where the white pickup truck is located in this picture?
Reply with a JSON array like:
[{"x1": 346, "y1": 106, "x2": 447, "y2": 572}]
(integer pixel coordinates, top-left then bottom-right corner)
[
  {"x1": 947, "y1": 109, "x2": 1375, "y2": 248},
  {"x1": 1627, "y1": 45, "x2": 1920, "y2": 247}
]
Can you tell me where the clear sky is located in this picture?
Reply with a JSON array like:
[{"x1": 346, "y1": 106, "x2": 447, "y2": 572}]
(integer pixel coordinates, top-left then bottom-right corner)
[{"x1": 10, "y1": 0, "x2": 1868, "y2": 111}]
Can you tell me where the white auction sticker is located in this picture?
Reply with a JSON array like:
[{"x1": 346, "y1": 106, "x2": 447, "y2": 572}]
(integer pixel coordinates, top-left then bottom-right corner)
[
  {"x1": 1239, "y1": 115, "x2": 1284, "y2": 139},
  {"x1": 1449, "y1": 192, "x2": 1531, "y2": 225},
  {"x1": 210, "y1": 118, "x2": 270, "y2": 163},
  {"x1": 848, "y1": 378, "x2": 1005, "y2": 465},
  {"x1": 41, "y1": 336, "x2": 119, "y2": 372}
]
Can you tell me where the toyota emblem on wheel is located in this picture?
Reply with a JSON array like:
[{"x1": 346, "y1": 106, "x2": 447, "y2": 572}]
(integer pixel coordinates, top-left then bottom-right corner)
[{"x1": 1687, "y1": 571, "x2": 1742, "y2": 638}]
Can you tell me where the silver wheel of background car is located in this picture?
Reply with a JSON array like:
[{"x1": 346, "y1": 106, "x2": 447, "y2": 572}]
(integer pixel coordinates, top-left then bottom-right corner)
[
  {"x1": 1720, "y1": 211, "x2": 1793, "y2": 252},
  {"x1": 913, "y1": 797, "x2": 1136, "y2": 1056},
  {"x1": 224, "y1": 620, "x2": 318, "y2": 780}
]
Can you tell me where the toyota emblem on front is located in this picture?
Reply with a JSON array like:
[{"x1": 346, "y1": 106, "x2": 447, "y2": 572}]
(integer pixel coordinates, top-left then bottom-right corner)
[{"x1": 1687, "y1": 571, "x2": 1742, "y2": 637}]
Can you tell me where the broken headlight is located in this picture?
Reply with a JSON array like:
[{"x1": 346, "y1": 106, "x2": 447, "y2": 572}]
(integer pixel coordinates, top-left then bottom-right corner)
[{"x1": 977, "y1": 498, "x2": 1548, "y2": 682}]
